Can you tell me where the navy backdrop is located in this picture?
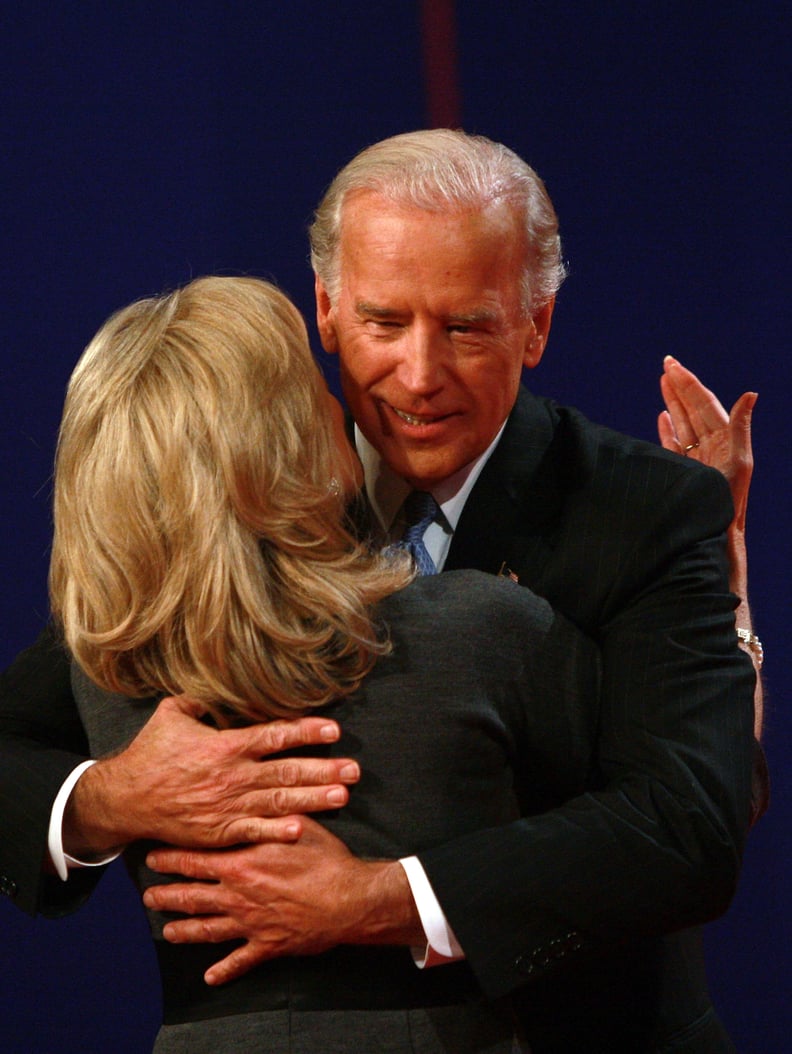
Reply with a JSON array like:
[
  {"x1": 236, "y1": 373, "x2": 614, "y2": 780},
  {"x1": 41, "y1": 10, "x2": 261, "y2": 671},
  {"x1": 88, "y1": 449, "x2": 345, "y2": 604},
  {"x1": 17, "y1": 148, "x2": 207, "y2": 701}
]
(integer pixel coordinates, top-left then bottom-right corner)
[{"x1": 1, "y1": 4, "x2": 789, "y2": 1051}]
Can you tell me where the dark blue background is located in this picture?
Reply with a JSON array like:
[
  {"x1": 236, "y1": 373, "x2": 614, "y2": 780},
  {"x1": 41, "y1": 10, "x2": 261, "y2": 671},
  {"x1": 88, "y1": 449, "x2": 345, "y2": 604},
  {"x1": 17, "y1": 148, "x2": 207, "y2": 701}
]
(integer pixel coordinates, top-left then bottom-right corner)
[{"x1": 2, "y1": 4, "x2": 789, "y2": 1050}]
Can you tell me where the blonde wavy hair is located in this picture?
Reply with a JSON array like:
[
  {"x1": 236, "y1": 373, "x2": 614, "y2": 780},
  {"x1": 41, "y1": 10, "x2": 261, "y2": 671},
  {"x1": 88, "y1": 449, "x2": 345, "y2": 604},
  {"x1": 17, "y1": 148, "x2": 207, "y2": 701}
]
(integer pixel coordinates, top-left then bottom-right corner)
[{"x1": 49, "y1": 276, "x2": 411, "y2": 723}]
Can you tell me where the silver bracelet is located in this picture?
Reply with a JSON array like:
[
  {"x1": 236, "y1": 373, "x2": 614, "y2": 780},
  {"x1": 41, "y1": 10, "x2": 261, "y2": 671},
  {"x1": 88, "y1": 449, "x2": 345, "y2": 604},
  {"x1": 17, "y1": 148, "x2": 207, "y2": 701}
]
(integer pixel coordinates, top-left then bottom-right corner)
[{"x1": 737, "y1": 628, "x2": 764, "y2": 670}]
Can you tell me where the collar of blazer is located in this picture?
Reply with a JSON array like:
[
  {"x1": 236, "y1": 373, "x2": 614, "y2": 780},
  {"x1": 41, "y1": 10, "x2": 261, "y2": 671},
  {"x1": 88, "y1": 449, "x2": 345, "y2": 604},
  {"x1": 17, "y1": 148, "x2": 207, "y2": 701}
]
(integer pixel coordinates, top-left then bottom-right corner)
[{"x1": 444, "y1": 386, "x2": 565, "y2": 578}]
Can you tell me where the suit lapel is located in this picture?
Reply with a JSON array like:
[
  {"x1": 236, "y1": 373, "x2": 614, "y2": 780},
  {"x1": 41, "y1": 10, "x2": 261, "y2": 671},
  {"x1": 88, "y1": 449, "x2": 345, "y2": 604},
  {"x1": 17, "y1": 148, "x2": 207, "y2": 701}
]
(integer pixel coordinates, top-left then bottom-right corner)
[{"x1": 445, "y1": 387, "x2": 563, "y2": 585}]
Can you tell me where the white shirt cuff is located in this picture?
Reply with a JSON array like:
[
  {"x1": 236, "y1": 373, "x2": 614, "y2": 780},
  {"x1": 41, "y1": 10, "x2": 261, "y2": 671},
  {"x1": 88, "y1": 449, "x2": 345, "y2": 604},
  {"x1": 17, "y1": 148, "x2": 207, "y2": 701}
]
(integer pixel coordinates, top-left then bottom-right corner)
[
  {"x1": 48, "y1": 760, "x2": 122, "y2": 880},
  {"x1": 399, "y1": 855, "x2": 464, "y2": 967}
]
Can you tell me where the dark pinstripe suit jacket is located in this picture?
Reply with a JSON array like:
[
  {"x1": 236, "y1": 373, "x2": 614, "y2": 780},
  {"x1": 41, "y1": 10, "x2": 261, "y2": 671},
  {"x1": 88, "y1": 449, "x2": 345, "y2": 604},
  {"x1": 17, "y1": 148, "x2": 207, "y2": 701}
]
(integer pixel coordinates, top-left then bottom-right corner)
[{"x1": 416, "y1": 386, "x2": 755, "y2": 1051}]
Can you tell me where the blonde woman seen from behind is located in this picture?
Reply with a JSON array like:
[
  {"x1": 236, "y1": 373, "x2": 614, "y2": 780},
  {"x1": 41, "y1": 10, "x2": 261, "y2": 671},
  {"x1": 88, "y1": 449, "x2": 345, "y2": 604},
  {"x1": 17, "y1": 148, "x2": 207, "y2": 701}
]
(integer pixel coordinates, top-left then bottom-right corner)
[{"x1": 45, "y1": 276, "x2": 600, "y2": 1053}]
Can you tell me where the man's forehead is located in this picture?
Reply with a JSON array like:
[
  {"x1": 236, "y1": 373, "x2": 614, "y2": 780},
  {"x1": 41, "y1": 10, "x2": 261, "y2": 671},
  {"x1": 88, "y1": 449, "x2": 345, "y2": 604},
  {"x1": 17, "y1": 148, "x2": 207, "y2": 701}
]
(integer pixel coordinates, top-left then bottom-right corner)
[
  {"x1": 338, "y1": 190, "x2": 521, "y2": 241},
  {"x1": 332, "y1": 192, "x2": 528, "y2": 316}
]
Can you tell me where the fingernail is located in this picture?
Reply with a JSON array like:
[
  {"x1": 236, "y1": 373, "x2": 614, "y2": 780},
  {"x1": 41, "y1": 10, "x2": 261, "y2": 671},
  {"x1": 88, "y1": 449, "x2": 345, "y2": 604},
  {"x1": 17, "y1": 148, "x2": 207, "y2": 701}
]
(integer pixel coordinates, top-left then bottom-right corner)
[
  {"x1": 340, "y1": 762, "x2": 359, "y2": 781},
  {"x1": 664, "y1": 355, "x2": 676, "y2": 365},
  {"x1": 320, "y1": 722, "x2": 340, "y2": 741},
  {"x1": 328, "y1": 787, "x2": 348, "y2": 805},
  {"x1": 284, "y1": 821, "x2": 301, "y2": 838}
]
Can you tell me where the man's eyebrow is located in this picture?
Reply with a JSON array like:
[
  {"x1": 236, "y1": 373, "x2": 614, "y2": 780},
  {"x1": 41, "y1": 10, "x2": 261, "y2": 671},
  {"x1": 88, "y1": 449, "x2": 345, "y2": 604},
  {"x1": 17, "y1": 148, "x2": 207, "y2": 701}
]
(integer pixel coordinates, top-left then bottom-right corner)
[
  {"x1": 445, "y1": 309, "x2": 500, "y2": 325},
  {"x1": 355, "y1": 302, "x2": 501, "y2": 325},
  {"x1": 355, "y1": 301, "x2": 400, "y2": 319}
]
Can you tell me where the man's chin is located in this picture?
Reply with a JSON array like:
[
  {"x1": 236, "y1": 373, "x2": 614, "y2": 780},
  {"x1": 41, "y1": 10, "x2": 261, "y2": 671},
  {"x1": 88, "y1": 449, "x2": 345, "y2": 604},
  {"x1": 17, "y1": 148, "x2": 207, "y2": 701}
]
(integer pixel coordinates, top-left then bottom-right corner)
[{"x1": 382, "y1": 448, "x2": 463, "y2": 489}]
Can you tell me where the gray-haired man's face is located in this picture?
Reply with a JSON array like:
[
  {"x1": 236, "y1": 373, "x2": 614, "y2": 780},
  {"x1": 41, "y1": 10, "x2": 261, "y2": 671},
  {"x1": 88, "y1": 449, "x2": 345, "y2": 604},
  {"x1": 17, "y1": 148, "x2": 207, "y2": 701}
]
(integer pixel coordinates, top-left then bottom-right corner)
[{"x1": 316, "y1": 192, "x2": 552, "y2": 489}]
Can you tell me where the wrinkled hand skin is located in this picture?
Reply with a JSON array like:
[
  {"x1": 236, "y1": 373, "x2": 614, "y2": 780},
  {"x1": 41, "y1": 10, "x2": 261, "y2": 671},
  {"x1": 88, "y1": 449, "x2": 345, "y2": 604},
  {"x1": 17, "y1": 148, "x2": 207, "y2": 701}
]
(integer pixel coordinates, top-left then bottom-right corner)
[
  {"x1": 63, "y1": 696, "x2": 360, "y2": 857},
  {"x1": 144, "y1": 817, "x2": 422, "y2": 985}
]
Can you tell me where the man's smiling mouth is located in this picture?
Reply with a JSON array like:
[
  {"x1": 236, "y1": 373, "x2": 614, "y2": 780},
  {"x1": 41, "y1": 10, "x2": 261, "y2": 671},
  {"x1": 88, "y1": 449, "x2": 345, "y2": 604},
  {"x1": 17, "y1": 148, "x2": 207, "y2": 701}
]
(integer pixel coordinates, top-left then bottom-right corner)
[{"x1": 391, "y1": 406, "x2": 451, "y2": 426}]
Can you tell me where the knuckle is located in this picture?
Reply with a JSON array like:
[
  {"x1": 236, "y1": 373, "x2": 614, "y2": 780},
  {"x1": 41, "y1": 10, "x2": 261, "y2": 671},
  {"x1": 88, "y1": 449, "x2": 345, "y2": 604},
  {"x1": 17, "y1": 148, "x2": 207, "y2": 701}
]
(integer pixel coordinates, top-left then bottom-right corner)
[
  {"x1": 199, "y1": 918, "x2": 218, "y2": 942},
  {"x1": 320, "y1": 760, "x2": 337, "y2": 781},
  {"x1": 265, "y1": 722, "x2": 289, "y2": 753},
  {"x1": 278, "y1": 761, "x2": 300, "y2": 787},
  {"x1": 172, "y1": 887, "x2": 194, "y2": 912},
  {"x1": 179, "y1": 849, "x2": 198, "y2": 868},
  {"x1": 240, "y1": 817, "x2": 261, "y2": 843},
  {"x1": 268, "y1": 788, "x2": 290, "y2": 815},
  {"x1": 238, "y1": 818, "x2": 264, "y2": 842}
]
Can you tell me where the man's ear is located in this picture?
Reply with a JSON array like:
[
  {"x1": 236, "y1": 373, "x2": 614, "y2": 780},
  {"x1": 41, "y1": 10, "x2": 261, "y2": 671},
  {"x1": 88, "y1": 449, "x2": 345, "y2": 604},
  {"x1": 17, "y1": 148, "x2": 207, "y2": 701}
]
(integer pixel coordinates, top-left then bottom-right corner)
[
  {"x1": 315, "y1": 275, "x2": 338, "y2": 355},
  {"x1": 522, "y1": 296, "x2": 555, "y2": 369}
]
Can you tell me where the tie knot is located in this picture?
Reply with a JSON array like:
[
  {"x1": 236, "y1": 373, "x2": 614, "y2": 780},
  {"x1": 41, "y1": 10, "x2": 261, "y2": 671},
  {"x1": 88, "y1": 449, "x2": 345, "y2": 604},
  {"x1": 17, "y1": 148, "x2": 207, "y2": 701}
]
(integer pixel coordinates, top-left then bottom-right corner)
[
  {"x1": 401, "y1": 490, "x2": 438, "y2": 537},
  {"x1": 394, "y1": 491, "x2": 438, "y2": 576}
]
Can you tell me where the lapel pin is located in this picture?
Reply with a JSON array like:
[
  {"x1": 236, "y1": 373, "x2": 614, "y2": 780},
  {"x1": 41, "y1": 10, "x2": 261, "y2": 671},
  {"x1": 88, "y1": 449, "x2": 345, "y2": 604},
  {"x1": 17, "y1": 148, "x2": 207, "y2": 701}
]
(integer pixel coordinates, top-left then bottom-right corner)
[{"x1": 497, "y1": 561, "x2": 519, "y2": 584}]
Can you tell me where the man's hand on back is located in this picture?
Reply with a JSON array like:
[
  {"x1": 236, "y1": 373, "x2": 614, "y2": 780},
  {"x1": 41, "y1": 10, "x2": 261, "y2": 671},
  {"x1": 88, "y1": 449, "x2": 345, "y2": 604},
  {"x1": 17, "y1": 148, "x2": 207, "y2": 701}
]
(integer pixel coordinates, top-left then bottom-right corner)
[
  {"x1": 144, "y1": 817, "x2": 423, "y2": 985},
  {"x1": 63, "y1": 695, "x2": 360, "y2": 857}
]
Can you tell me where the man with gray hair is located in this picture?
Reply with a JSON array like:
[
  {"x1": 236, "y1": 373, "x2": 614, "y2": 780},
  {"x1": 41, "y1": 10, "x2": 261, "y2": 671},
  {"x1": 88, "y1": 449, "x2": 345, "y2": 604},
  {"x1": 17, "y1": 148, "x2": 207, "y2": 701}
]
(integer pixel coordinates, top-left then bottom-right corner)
[{"x1": 1, "y1": 131, "x2": 761, "y2": 1052}]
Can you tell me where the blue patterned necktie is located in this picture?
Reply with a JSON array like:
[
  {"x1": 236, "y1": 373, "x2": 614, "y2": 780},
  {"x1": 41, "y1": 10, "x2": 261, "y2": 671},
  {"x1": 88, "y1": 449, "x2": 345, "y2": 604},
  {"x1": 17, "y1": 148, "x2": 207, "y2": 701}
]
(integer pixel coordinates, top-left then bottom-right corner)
[{"x1": 395, "y1": 490, "x2": 439, "y2": 576}]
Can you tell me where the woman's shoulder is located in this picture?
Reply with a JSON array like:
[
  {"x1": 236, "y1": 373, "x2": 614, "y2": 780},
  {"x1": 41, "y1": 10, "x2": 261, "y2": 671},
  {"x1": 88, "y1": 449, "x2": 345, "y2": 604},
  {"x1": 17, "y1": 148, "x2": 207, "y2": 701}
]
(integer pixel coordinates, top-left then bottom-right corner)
[{"x1": 379, "y1": 570, "x2": 555, "y2": 639}]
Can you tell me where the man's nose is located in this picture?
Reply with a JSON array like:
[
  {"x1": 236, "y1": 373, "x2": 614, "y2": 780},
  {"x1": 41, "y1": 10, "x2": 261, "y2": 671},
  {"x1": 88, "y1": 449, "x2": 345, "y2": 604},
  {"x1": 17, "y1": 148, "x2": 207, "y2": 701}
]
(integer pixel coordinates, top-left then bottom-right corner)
[{"x1": 396, "y1": 328, "x2": 445, "y2": 395}]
